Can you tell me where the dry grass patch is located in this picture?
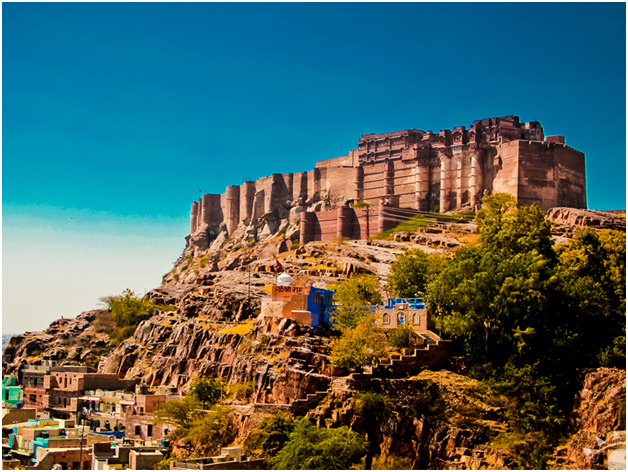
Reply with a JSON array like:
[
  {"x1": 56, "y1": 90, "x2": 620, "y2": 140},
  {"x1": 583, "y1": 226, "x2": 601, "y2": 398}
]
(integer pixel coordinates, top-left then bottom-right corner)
[{"x1": 219, "y1": 319, "x2": 256, "y2": 335}]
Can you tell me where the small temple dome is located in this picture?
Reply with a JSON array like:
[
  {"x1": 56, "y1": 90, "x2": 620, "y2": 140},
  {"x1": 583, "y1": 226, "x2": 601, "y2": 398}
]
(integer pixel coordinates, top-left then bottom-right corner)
[{"x1": 277, "y1": 272, "x2": 292, "y2": 286}]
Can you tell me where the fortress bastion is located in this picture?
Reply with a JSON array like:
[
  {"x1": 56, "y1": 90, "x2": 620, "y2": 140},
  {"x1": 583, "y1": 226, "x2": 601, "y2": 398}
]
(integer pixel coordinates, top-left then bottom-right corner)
[{"x1": 187, "y1": 115, "x2": 586, "y2": 247}]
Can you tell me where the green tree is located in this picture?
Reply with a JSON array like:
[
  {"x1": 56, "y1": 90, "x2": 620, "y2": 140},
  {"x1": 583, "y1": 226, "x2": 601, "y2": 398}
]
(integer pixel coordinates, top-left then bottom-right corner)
[
  {"x1": 333, "y1": 274, "x2": 383, "y2": 307},
  {"x1": 268, "y1": 418, "x2": 367, "y2": 470},
  {"x1": 153, "y1": 396, "x2": 203, "y2": 439},
  {"x1": 475, "y1": 193, "x2": 518, "y2": 249},
  {"x1": 476, "y1": 193, "x2": 553, "y2": 258},
  {"x1": 228, "y1": 380, "x2": 255, "y2": 401},
  {"x1": 385, "y1": 249, "x2": 447, "y2": 298},
  {"x1": 387, "y1": 324, "x2": 417, "y2": 350},
  {"x1": 330, "y1": 315, "x2": 387, "y2": 371},
  {"x1": 331, "y1": 274, "x2": 383, "y2": 331},
  {"x1": 102, "y1": 289, "x2": 156, "y2": 327},
  {"x1": 243, "y1": 411, "x2": 296, "y2": 458},
  {"x1": 154, "y1": 397, "x2": 236, "y2": 456},
  {"x1": 425, "y1": 195, "x2": 627, "y2": 436},
  {"x1": 184, "y1": 406, "x2": 237, "y2": 457},
  {"x1": 189, "y1": 376, "x2": 227, "y2": 409},
  {"x1": 556, "y1": 228, "x2": 626, "y2": 367}
]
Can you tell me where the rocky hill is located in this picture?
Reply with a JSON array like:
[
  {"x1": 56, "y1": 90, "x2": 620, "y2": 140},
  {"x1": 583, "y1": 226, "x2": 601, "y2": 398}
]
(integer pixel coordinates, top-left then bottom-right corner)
[{"x1": 3, "y1": 207, "x2": 625, "y2": 469}]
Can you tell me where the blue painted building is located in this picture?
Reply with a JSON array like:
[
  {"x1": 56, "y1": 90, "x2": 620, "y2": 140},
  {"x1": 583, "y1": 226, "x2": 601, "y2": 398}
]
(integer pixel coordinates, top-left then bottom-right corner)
[
  {"x1": 307, "y1": 286, "x2": 335, "y2": 327},
  {"x1": 265, "y1": 273, "x2": 335, "y2": 328}
]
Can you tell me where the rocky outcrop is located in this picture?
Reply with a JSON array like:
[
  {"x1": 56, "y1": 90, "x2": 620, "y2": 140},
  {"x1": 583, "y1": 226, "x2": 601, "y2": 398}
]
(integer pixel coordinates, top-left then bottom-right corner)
[
  {"x1": 547, "y1": 207, "x2": 626, "y2": 234},
  {"x1": 550, "y1": 368, "x2": 626, "y2": 469},
  {"x1": 307, "y1": 371, "x2": 510, "y2": 469},
  {"x1": 1, "y1": 310, "x2": 103, "y2": 378}
]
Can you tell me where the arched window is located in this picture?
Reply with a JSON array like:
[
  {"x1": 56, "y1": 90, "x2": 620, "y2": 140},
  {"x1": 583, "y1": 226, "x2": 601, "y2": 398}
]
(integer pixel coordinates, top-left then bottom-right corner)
[
  {"x1": 397, "y1": 312, "x2": 405, "y2": 324},
  {"x1": 383, "y1": 313, "x2": 389, "y2": 324},
  {"x1": 413, "y1": 313, "x2": 420, "y2": 324}
]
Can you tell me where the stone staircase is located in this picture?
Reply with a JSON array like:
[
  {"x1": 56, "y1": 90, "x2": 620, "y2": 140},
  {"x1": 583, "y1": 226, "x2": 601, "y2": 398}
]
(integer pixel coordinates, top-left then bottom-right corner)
[
  {"x1": 373, "y1": 337, "x2": 451, "y2": 377},
  {"x1": 290, "y1": 390, "x2": 329, "y2": 416},
  {"x1": 290, "y1": 375, "x2": 358, "y2": 416}
]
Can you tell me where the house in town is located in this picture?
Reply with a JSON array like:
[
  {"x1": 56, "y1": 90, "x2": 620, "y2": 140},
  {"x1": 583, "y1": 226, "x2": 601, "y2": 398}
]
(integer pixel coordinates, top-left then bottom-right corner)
[
  {"x1": 260, "y1": 272, "x2": 335, "y2": 327},
  {"x1": 2, "y1": 375, "x2": 23, "y2": 408}
]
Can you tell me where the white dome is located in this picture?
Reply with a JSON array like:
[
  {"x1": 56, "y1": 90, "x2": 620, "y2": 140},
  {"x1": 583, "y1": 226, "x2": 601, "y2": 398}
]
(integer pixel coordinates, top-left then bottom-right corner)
[{"x1": 277, "y1": 272, "x2": 293, "y2": 286}]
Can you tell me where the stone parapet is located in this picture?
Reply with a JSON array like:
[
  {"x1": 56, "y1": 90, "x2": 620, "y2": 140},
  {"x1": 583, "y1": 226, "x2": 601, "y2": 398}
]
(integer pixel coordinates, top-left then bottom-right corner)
[{"x1": 189, "y1": 115, "x2": 586, "y2": 243}]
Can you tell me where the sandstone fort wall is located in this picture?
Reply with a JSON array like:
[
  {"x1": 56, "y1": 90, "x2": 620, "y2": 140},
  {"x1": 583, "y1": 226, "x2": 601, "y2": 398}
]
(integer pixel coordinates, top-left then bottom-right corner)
[{"x1": 188, "y1": 115, "x2": 586, "y2": 242}]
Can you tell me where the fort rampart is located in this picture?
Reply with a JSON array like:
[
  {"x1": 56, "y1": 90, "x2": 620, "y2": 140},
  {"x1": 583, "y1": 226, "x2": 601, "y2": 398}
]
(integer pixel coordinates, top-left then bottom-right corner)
[{"x1": 188, "y1": 115, "x2": 586, "y2": 244}]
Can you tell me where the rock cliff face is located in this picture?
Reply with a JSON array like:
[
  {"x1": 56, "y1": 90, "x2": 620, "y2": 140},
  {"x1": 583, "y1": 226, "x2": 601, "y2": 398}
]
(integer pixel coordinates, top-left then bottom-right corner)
[
  {"x1": 3, "y1": 211, "x2": 625, "y2": 470},
  {"x1": 547, "y1": 207, "x2": 626, "y2": 235},
  {"x1": 551, "y1": 368, "x2": 626, "y2": 470}
]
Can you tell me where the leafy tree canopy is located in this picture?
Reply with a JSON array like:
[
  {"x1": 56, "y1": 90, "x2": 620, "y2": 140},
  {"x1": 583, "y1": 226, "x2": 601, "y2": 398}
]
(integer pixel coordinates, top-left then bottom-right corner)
[
  {"x1": 476, "y1": 193, "x2": 553, "y2": 258},
  {"x1": 385, "y1": 249, "x2": 447, "y2": 298},
  {"x1": 153, "y1": 395, "x2": 202, "y2": 436},
  {"x1": 333, "y1": 274, "x2": 383, "y2": 307},
  {"x1": 153, "y1": 397, "x2": 236, "y2": 457},
  {"x1": 183, "y1": 406, "x2": 236, "y2": 457},
  {"x1": 101, "y1": 289, "x2": 174, "y2": 328},
  {"x1": 243, "y1": 411, "x2": 296, "y2": 458},
  {"x1": 387, "y1": 324, "x2": 418, "y2": 350},
  {"x1": 268, "y1": 418, "x2": 367, "y2": 470},
  {"x1": 424, "y1": 194, "x2": 626, "y2": 434},
  {"x1": 331, "y1": 274, "x2": 383, "y2": 331},
  {"x1": 189, "y1": 376, "x2": 227, "y2": 409},
  {"x1": 330, "y1": 315, "x2": 387, "y2": 371}
]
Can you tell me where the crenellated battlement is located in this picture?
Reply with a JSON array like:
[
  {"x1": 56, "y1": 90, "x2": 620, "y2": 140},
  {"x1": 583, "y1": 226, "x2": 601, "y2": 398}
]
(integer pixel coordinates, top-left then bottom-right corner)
[{"x1": 188, "y1": 116, "x2": 586, "y2": 245}]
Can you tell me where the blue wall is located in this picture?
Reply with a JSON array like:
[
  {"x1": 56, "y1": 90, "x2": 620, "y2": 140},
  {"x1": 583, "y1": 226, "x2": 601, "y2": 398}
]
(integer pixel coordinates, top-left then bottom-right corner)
[{"x1": 306, "y1": 287, "x2": 335, "y2": 327}]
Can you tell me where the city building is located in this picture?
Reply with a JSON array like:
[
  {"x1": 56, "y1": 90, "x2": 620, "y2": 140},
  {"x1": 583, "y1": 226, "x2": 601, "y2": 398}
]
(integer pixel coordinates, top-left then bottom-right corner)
[
  {"x1": 261, "y1": 273, "x2": 335, "y2": 327},
  {"x1": 2, "y1": 375, "x2": 23, "y2": 408}
]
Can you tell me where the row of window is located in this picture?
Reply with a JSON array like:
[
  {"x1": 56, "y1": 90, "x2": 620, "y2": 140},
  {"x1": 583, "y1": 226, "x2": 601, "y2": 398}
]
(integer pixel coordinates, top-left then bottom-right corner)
[
  {"x1": 312, "y1": 292, "x2": 333, "y2": 306},
  {"x1": 382, "y1": 312, "x2": 422, "y2": 324}
]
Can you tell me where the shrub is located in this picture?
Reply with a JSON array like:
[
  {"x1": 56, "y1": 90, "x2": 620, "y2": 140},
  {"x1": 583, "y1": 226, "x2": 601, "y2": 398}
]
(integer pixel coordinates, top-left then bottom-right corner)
[
  {"x1": 387, "y1": 324, "x2": 417, "y2": 350},
  {"x1": 200, "y1": 257, "x2": 208, "y2": 268},
  {"x1": 189, "y1": 376, "x2": 227, "y2": 408},
  {"x1": 101, "y1": 289, "x2": 155, "y2": 327},
  {"x1": 228, "y1": 380, "x2": 255, "y2": 401},
  {"x1": 92, "y1": 310, "x2": 115, "y2": 334},
  {"x1": 352, "y1": 201, "x2": 369, "y2": 208},
  {"x1": 243, "y1": 411, "x2": 296, "y2": 458},
  {"x1": 353, "y1": 392, "x2": 393, "y2": 415},
  {"x1": 412, "y1": 379, "x2": 446, "y2": 417},
  {"x1": 372, "y1": 454, "x2": 413, "y2": 470},
  {"x1": 330, "y1": 316, "x2": 387, "y2": 371},
  {"x1": 268, "y1": 418, "x2": 367, "y2": 470}
]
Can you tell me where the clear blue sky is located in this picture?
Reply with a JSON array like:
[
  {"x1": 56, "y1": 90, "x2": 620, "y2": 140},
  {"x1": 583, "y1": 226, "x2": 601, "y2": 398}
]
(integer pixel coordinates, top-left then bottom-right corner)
[{"x1": 3, "y1": 3, "x2": 626, "y2": 334}]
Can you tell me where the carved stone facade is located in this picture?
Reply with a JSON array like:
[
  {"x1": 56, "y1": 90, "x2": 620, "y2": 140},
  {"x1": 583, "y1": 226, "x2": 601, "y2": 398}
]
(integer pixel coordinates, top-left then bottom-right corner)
[{"x1": 189, "y1": 116, "x2": 586, "y2": 240}]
